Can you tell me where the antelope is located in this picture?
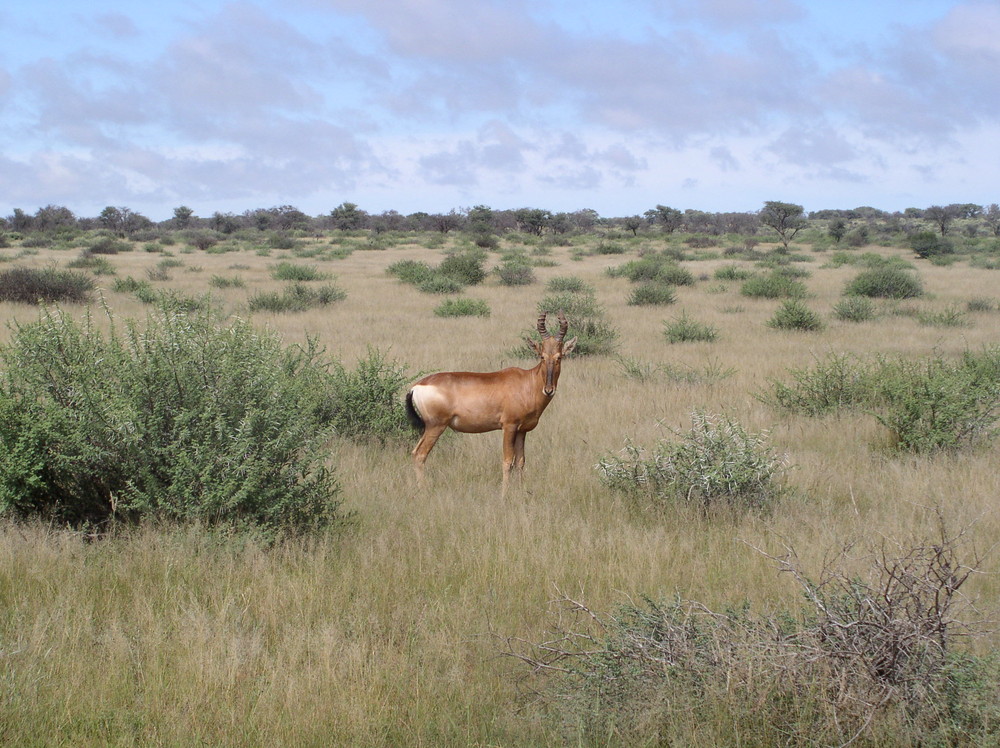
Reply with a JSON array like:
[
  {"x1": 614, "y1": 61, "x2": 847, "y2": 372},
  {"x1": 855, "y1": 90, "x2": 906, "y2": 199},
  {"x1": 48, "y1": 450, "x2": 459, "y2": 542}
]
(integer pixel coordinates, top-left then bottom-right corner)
[{"x1": 405, "y1": 311, "x2": 577, "y2": 493}]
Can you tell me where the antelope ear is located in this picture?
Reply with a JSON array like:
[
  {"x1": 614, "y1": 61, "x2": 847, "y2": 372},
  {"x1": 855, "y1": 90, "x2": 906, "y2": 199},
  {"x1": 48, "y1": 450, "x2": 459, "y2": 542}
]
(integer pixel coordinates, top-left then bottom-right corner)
[
  {"x1": 525, "y1": 336, "x2": 543, "y2": 355},
  {"x1": 562, "y1": 336, "x2": 578, "y2": 355}
]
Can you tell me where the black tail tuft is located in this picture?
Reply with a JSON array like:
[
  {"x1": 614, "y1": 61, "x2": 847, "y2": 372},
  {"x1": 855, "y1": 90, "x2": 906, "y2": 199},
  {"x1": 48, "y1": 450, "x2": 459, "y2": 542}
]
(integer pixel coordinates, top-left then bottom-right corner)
[{"x1": 405, "y1": 390, "x2": 425, "y2": 433}]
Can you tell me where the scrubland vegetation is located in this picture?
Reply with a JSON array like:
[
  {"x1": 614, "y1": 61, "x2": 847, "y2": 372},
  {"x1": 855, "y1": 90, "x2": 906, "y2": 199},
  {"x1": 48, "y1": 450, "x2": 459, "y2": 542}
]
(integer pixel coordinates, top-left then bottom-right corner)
[{"x1": 2, "y1": 204, "x2": 1000, "y2": 745}]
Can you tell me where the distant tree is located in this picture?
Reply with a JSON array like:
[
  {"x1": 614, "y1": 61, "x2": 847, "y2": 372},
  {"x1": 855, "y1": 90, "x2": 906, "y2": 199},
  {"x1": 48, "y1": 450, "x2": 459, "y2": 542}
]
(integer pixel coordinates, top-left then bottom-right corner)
[
  {"x1": 429, "y1": 212, "x2": 462, "y2": 233},
  {"x1": 924, "y1": 205, "x2": 958, "y2": 236},
  {"x1": 465, "y1": 205, "x2": 496, "y2": 235},
  {"x1": 717, "y1": 212, "x2": 759, "y2": 235},
  {"x1": 514, "y1": 208, "x2": 550, "y2": 236},
  {"x1": 984, "y1": 204, "x2": 1000, "y2": 237},
  {"x1": 549, "y1": 212, "x2": 572, "y2": 234},
  {"x1": 622, "y1": 216, "x2": 644, "y2": 236},
  {"x1": 99, "y1": 206, "x2": 150, "y2": 237},
  {"x1": 211, "y1": 212, "x2": 241, "y2": 234},
  {"x1": 9, "y1": 209, "x2": 33, "y2": 233},
  {"x1": 569, "y1": 208, "x2": 600, "y2": 232},
  {"x1": 33, "y1": 205, "x2": 76, "y2": 232},
  {"x1": 759, "y1": 201, "x2": 806, "y2": 249},
  {"x1": 330, "y1": 202, "x2": 366, "y2": 231},
  {"x1": 649, "y1": 205, "x2": 683, "y2": 234},
  {"x1": 683, "y1": 209, "x2": 715, "y2": 234},
  {"x1": 952, "y1": 203, "x2": 982, "y2": 219},
  {"x1": 828, "y1": 218, "x2": 848, "y2": 243},
  {"x1": 372, "y1": 210, "x2": 406, "y2": 233},
  {"x1": 172, "y1": 206, "x2": 195, "y2": 229}
]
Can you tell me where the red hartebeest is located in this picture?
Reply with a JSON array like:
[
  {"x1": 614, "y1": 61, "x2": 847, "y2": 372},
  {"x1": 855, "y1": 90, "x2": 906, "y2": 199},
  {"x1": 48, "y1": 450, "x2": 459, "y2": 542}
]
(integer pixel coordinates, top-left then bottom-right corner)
[{"x1": 405, "y1": 311, "x2": 577, "y2": 493}]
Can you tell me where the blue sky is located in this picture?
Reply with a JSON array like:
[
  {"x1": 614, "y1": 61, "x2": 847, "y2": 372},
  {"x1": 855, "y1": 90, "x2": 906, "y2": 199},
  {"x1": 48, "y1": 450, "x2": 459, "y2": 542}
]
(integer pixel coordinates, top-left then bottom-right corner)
[{"x1": 1, "y1": 0, "x2": 998, "y2": 221}]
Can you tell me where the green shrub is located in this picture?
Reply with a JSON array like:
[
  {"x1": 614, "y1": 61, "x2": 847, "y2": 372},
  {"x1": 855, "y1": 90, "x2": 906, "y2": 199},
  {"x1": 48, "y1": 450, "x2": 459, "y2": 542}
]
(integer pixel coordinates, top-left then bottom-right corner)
[
  {"x1": 67, "y1": 254, "x2": 116, "y2": 276},
  {"x1": 271, "y1": 261, "x2": 329, "y2": 282},
  {"x1": 714, "y1": 264, "x2": 752, "y2": 281},
  {"x1": 88, "y1": 237, "x2": 130, "y2": 254},
  {"x1": 438, "y1": 249, "x2": 487, "y2": 285},
  {"x1": 663, "y1": 311, "x2": 718, "y2": 343},
  {"x1": 765, "y1": 353, "x2": 878, "y2": 415},
  {"x1": 208, "y1": 275, "x2": 246, "y2": 289},
  {"x1": 628, "y1": 281, "x2": 676, "y2": 306},
  {"x1": 248, "y1": 282, "x2": 346, "y2": 312},
  {"x1": 767, "y1": 299, "x2": 824, "y2": 331},
  {"x1": 387, "y1": 259, "x2": 436, "y2": 286},
  {"x1": 495, "y1": 255, "x2": 536, "y2": 286},
  {"x1": 0, "y1": 306, "x2": 344, "y2": 538},
  {"x1": 845, "y1": 266, "x2": 923, "y2": 298},
  {"x1": 418, "y1": 275, "x2": 465, "y2": 294},
  {"x1": 910, "y1": 230, "x2": 955, "y2": 259},
  {"x1": 434, "y1": 298, "x2": 490, "y2": 318},
  {"x1": 326, "y1": 347, "x2": 412, "y2": 444},
  {"x1": 0, "y1": 267, "x2": 94, "y2": 304},
  {"x1": 610, "y1": 253, "x2": 695, "y2": 285},
  {"x1": 917, "y1": 304, "x2": 969, "y2": 328},
  {"x1": 546, "y1": 276, "x2": 593, "y2": 294},
  {"x1": 740, "y1": 272, "x2": 807, "y2": 299},
  {"x1": 534, "y1": 290, "x2": 618, "y2": 356},
  {"x1": 594, "y1": 240, "x2": 626, "y2": 255},
  {"x1": 598, "y1": 411, "x2": 787, "y2": 513},
  {"x1": 832, "y1": 295, "x2": 877, "y2": 322}
]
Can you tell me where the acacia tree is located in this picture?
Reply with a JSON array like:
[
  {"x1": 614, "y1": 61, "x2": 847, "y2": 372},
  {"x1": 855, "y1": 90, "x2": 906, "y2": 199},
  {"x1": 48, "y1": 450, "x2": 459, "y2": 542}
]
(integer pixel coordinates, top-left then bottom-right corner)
[
  {"x1": 647, "y1": 204, "x2": 683, "y2": 233},
  {"x1": 924, "y1": 205, "x2": 958, "y2": 236},
  {"x1": 760, "y1": 201, "x2": 807, "y2": 249}
]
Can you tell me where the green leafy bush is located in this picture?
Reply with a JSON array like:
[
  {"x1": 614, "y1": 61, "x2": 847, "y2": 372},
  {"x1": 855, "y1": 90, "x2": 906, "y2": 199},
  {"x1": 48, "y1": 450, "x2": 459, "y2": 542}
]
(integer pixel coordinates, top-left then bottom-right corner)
[
  {"x1": 536, "y1": 289, "x2": 618, "y2": 356},
  {"x1": 767, "y1": 299, "x2": 824, "y2": 331},
  {"x1": 598, "y1": 411, "x2": 787, "y2": 513},
  {"x1": 0, "y1": 306, "x2": 344, "y2": 538},
  {"x1": 434, "y1": 297, "x2": 490, "y2": 317},
  {"x1": 387, "y1": 259, "x2": 436, "y2": 286},
  {"x1": 740, "y1": 272, "x2": 807, "y2": 299},
  {"x1": 845, "y1": 266, "x2": 923, "y2": 298},
  {"x1": 438, "y1": 249, "x2": 487, "y2": 285},
  {"x1": 663, "y1": 311, "x2": 718, "y2": 342},
  {"x1": 714, "y1": 264, "x2": 752, "y2": 281},
  {"x1": 271, "y1": 262, "x2": 329, "y2": 281},
  {"x1": 765, "y1": 353, "x2": 878, "y2": 415},
  {"x1": 495, "y1": 254, "x2": 536, "y2": 286},
  {"x1": 832, "y1": 295, "x2": 877, "y2": 322},
  {"x1": 546, "y1": 276, "x2": 594, "y2": 294},
  {"x1": 610, "y1": 253, "x2": 695, "y2": 285},
  {"x1": 0, "y1": 267, "x2": 94, "y2": 304},
  {"x1": 418, "y1": 275, "x2": 465, "y2": 294},
  {"x1": 628, "y1": 280, "x2": 676, "y2": 306},
  {"x1": 326, "y1": 347, "x2": 412, "y2": 444},
  {"x1": 910, "y1": 230, "x2": 955, "y2": 259}
]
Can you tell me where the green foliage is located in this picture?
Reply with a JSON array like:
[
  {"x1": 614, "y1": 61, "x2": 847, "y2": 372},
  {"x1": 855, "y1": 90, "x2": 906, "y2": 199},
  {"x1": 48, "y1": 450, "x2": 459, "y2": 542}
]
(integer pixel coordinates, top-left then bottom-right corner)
[
  {"x1": 248, "y1": 282, "x2": 346, "y2": 312},
  {"x1": 434, "y1": 297, "x2": 490, "y2": 318},
  {"x1": 740, "y1": 271, "x2": 807, "y2": 299},
  {"x1": 713, "y1": 264, "x2": 752, "y2": 281},
  {"x1": 0, "y1": 267, "x2": 94, "y2": 304},
  {"x1": 609, "y1": 252, "x2": 695, "y2": 285},
  {"x1": 494, "y1": 253, "x2": 536, "y2": 286},
  {"x1": 845, "y1": 266, "x2": 923, "y2": 298},
  {"x1": 438, "y1": 248, "x2": 487, "y2": 285},
  {"x1": 417, "y1": 275, "x2": 465, "y2": 294},
  {"x1": 0, "y1": 306, "x2": 344, "y2": 538},
  {"x1": 598, "y1": 411, "x2": 787, "y2": 513},
  {"x1": 832, "y1": 295, "x2": 877, "y2": 322},
  {"x1": 88, "y1": 237, "x2": 130, "y2": 254},
  {"x1": 917, "y1": 304, "x2": 969, "y2": 328},
  {"x1": 627, "y1": 280, "x2": 676, "y2": 306},
  {"x1": 663, "y1": 311, "x2": 718, "y2": 342},
  {"x1": 208, "y1": 275, "x2": 246, "y2": 289},
  {"x1": 767, "y1": 299, "x2": 824, "y2": 331},
  {"x1": 326, "y1": 347, "x2": 412, "y2": 444},
  {"x1": 767, "y1": 349, "x2": 1000, "y2": 451},
  {"x1": 387, "y1": 259, "x2": 436, "y2": 286},
  {"x1": 536, "y1": 288, "x2": 618, "y2": 356},
  {"x1": 546, "y1": 276, "x2": 593, "y2": 294},
  {"x1": 271, "y1": 262, "x2": 329, "y2": 282},
  {"x1": 910, "y1": 230, "x2": 955, "y2": 259}
]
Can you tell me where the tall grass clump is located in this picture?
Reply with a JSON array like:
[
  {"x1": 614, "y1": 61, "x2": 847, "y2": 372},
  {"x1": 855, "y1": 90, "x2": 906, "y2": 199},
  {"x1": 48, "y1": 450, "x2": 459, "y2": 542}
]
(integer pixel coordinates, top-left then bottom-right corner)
[
  {"x1": 434, "y1": 297, "x2": 490, "y2": 318},
  {"x1": 845, "y1": 266, "x2": 923, "y2": 298},
  {"x1": 0, "y1": 305, "x2": 343, "y2": 538},
  {"x1": 0, "y1": 267, "x2": 94, "y2": 304},
  {"x1": 597, "y1": 411, "x2": 787, "y2": 514}
]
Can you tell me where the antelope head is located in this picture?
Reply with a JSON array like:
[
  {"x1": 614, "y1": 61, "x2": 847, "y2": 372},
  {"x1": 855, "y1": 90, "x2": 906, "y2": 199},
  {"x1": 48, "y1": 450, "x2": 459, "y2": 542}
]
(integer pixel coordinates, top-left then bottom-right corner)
[{"x1": 526, "y1": 311, "x2": 577, "y2": 397}]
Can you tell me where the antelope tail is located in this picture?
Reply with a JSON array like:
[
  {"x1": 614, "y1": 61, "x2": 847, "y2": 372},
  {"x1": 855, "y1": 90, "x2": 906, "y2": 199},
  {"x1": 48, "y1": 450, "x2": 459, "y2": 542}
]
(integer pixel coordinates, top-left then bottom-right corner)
[{"x1": 405, "y1": 390, "x2": 425, "y2": 433}]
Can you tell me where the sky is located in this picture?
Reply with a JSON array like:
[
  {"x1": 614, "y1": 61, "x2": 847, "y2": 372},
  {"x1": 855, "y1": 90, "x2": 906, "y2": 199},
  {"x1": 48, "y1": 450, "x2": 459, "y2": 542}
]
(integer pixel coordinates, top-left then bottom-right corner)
[{"x1": 1, "y1": 0, "x2": 999, "y2": 222}]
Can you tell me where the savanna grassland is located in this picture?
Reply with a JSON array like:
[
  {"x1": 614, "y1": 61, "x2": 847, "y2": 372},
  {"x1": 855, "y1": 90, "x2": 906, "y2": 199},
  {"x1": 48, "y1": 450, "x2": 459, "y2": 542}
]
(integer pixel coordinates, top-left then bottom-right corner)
[{"x1": 2, "y1": 226, "x2": 1000, "y2": 746}]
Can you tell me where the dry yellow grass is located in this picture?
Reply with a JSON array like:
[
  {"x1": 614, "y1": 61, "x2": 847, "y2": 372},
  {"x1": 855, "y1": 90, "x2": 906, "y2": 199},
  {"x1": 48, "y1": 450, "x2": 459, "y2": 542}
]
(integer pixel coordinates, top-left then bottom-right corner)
[{"x1": 1, "y1": 234, "x2": 999, "y2": 745}]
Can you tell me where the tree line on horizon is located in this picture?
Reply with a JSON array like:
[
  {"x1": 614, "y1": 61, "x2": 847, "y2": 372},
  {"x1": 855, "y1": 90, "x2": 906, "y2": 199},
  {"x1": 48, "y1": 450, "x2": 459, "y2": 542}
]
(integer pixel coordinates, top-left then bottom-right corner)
[{"x1": 3, "y1": 200, "x2": 1000, "y2": 242}]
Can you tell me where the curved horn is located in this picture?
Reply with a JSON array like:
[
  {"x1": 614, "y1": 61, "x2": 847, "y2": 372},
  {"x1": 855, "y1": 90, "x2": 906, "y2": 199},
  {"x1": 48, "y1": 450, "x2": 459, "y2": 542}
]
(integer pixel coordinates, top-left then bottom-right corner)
[
  {"x1": 556, "y1": 310, "x2": 569, "y2": 342},
  {"x1": 537, "y1": 312, "x2": 551, "y2": 339}
]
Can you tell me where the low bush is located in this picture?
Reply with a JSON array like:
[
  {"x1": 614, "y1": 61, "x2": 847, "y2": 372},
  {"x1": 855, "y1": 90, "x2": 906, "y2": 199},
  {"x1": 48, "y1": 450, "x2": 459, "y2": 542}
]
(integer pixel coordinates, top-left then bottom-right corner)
[
  {"x1": 434, "y1": 298, "x2": 490, "y2": 318},
  {"x1": 0, "y1": 305, "x2": 344, "y2": 538},
  {"x1": 546, "y1": 276, "x2": 593, "y2": 294},
  {"x1": 208, "y1": 275, "x2": 246, "y2": 289},
  {"x1": 610, "y1": 253, "x2": 695, "y2": 285},
  {"x1": 88, "y1": 237, "x2": 130, "y2": 254},
  {"x1": 767, "y1": 299, "x2": 824, "y2": 331},
  {"x1": 832, "y1": 295, "x2": 877, "y2": 322},
  {"x1": 845, "y1": 266, "x2": 923, "y2": 298},
  {"x1": 495, "y1": 254, "x2": 536, "y2": 286},
  {"x1": 536, "y1": 289, "x2": 618, "y2": 356},
  {"x1": 597, "y1": 410, "x2": 787, "y2": 514},
  {"x1": 0, "y1": 267, "x2": 94, "y2": 304},
  {"x1": 663, "y1": 311, "x2": 718, "y2": 342},
  {"x1": 910, "y1": 230, "x2": 955, "y2": 259},
  {"x1": 627, "y1": 280, "x2": 676, "y2": 306},
  {"x1": 509, "y1": 521, "x2": 995, "y2": 746},
  {"x1": 271, "y1": 262, "x2": 329, "y2": 282},
  {"x1": 248, "y1": 282, "x2": 346, "y2": 312},
  {"x1": 713, "y1": 264, "x2": 752, "y2": 281},
  {"x1": 740, "y1": 272, "x2": 807, "y2": 299},
  {"x1": 438, "y1": 248, "x2": 487, "y2": 285},
  {"x1": 917, "y1": 304, "x2": 969, "y2": 328},
  {"x1": 326, "y1": 347, "x2": 412, "y2": 444},
  {"x1": 418, "y1": 275, "x2": 465, "y2": 294},
  {"x1": 387, "y1": 259, "x2": 436, "y2": 286}
]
